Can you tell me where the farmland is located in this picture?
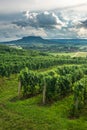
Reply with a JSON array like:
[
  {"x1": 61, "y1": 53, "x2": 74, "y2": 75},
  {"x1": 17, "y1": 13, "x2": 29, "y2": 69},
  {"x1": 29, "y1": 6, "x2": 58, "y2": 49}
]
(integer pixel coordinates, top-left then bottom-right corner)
[{"x1": 0, "y1": 44, "x2": 87, "y2": 130}]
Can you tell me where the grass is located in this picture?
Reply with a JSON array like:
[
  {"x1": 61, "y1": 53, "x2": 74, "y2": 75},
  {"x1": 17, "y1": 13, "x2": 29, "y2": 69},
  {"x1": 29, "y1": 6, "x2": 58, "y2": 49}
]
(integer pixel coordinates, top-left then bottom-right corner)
[
  {"x1": 50, "y1": 52, "x2": 75, "y2": 57},
  {"x1": 50, "y1": 52, "x2": 87, "y2": 57},
  {"x1": 0, "y1": 75, "x2": 87, "y2": 130},
  {"x1": 72, "y1": 52, "x2": 87, "y2": 57}
]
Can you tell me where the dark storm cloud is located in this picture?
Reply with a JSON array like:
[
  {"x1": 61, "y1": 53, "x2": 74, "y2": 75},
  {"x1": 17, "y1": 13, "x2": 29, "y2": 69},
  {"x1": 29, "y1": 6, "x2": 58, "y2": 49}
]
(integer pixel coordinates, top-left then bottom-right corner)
[
  {"x1": 37, "y1": 12, "x2": 61, "y2": 26},
  {"x1": 80, "y1": 19, "x2": 87, "y2": 28},
  {"x1": 12, "y1": 11, "x2": 63, "y2": 29}
]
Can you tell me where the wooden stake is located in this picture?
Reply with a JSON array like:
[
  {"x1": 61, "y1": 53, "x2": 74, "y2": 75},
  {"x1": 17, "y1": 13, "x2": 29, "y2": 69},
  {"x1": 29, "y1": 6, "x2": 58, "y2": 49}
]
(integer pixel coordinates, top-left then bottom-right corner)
[
  {"x1": 18, "y1": 81, "x2": 21, "y2": 97},
  {"x1": 43, "y1": 80, "x2": 46, "y2": 105}
]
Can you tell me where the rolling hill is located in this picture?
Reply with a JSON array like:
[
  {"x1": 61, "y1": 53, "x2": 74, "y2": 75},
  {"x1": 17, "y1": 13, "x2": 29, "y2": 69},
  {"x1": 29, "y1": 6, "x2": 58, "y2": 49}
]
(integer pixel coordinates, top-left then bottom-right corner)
[{"x1": 0, "y1": 36, "x2": 87, "y2": 52}]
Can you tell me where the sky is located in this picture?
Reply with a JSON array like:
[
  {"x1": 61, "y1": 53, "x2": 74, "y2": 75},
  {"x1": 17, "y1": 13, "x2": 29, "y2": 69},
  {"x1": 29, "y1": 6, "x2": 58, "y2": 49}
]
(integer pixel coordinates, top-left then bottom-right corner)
[{"x1": 0, "y1": 0, "x2": 87, "y2": 41}]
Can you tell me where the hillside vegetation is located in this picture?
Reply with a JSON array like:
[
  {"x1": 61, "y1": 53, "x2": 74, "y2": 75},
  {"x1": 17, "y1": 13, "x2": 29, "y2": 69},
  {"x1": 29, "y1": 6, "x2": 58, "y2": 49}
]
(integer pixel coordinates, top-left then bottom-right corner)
[{"x1": 0, "y1": 45, "x2": 87, "y2": 130}]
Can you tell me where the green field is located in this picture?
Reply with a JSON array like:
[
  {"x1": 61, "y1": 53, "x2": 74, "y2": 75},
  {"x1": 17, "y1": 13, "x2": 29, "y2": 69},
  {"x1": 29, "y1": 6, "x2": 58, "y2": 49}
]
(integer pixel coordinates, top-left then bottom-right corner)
[
  {"x1": 0, "y1": 45, "x2": 87, "y2": 130},
  {"x1": 50, "y1": 52, "x2": 87, "y2": 57},
  {"x1": 0, "y1": 74, "x2": 87, "y2": 130}
]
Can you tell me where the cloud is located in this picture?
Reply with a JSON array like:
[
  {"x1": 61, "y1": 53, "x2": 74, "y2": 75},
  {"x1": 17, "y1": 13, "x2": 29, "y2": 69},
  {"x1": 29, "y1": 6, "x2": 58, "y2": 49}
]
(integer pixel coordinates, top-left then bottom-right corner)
[
  {"x1": 72, "y1": 19, "x2": 87, "y2": 38},
  {"x1": 79, "y1": 19, "x2": 87, "y2": 28},
  {"x1": 37, "y1": 12, "x2": 62, "y2": 27},
  {"x1": 77, "y1": 28, "x2": 87, "y2": 38},
  {"x1": 13, "y1": 11, "x2": 64, "y2": 29},
  {"x1": 0, "y1": 22, "x2": 47, "y2": 42},
  {"x1": 71, "y1": 27, "x2": 87, "y2": 38},
  {"x1": 0, "y1": 3, "x2": 87, "y2": 41}
]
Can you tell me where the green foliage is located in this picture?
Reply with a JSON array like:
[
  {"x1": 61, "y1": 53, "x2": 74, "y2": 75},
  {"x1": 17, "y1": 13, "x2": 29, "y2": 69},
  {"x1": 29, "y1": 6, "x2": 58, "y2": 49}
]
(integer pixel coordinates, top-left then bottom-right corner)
[
  {"x1": 19, "y1": 68, "x2": 40, "y2": 96},
  {"x1": 1, "y1": 45, "x2": 87, "y2": 77},
  {"x1": 0, "y1": 45, "x2": 87, "y2": 119},
  {"x1": 45, "y1": 75, "x2": 58, "y2": 101},
  {"x1": 18, "y1": 66, "x2": 85, "y2": 103},
  {"x1": 0, "y1": 75, "x2": 87, "y2": 130},
  {"x1": 71, "y1": 69, "x2": 84, "y2": 83},
  {"x1": 71, "y1": 77, "x2": 87, "y2": 117},
  {"x1": 56, "y1": 75, "x2": 72, "y2": 98}
]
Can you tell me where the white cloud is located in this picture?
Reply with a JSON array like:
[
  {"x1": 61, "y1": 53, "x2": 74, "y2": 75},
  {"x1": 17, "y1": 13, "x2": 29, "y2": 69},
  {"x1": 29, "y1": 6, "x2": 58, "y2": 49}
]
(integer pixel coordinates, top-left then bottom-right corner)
[
  {"x1": 77, "y1": 28, "x2": 87, "y2": 38},
  {"x1": 71, "y1": 27, "x2": 87, "y2": 38},
  {"x1": 0, "y1": 22, "x2": 47, "y2": 41}
]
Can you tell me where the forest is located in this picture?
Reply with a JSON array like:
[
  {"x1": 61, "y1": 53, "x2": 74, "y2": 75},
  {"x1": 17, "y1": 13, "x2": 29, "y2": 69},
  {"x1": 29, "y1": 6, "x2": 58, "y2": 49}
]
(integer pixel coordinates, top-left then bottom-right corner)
[{"x1": 0, "y1": 44, "x2": 87, "y2": 130}]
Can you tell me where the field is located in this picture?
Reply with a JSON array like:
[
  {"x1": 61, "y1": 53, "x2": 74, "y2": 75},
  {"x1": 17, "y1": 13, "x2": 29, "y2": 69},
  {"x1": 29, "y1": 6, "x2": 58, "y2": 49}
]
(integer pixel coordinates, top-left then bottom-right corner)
[
  {"x1": 0, "y1": 45, "x2": 87, "y2": 130},
  {"x1": 50, "y1": 52, "x2": 87, "y2": 57},
  {"x1": 0, "y1": 75, "x2": 87, "y2": 130}
]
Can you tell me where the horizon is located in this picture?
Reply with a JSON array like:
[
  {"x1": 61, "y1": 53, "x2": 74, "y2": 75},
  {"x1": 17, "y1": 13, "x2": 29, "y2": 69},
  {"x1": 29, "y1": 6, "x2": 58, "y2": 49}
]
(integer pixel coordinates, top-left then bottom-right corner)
[{"x1": 1, "y1": 35, "x2": 87, "y2": 43}]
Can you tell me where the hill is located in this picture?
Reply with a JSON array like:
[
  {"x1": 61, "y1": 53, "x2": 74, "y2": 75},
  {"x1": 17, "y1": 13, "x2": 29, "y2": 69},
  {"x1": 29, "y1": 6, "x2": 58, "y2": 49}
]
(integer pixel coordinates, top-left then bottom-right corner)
[
  {"x1": 0, "y1": 36, "x2": 50, "y2": 45},
  {"x1": 1, "y1": 36, "x2": 87, "y2": 45},
  {"x1": 0, "y1": 36, "x2": 87, "y2": 52}
]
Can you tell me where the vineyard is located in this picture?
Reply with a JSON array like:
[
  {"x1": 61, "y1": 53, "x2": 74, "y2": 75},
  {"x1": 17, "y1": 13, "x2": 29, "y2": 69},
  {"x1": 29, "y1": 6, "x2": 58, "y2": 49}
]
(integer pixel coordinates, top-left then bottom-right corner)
[
  {"x1": 0, "y1": 45, "x2": 87, "y2": 130},
  {"x1": 18, "y1": 65, "x2": 87, "y2": 117}
]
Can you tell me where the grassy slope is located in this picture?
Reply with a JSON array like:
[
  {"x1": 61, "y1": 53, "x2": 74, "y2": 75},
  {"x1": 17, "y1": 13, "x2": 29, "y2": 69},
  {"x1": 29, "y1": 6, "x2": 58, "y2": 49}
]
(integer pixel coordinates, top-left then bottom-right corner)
[{"x1": 0, "y1": 75, "x2": 87, "y2": 130}]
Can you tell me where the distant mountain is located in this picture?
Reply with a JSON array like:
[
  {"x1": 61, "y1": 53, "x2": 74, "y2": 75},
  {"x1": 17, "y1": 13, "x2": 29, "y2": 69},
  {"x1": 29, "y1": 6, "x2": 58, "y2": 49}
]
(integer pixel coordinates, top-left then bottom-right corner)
[
  {"x1": 0, "y1": 36, "x2": 87, "y2": 45},
  {"x1": 0, "y1": 36, "x2": 87, "y2": 52},
  {"x1": 1, "y1": 36, "x2": 50, "y2": 45}
]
